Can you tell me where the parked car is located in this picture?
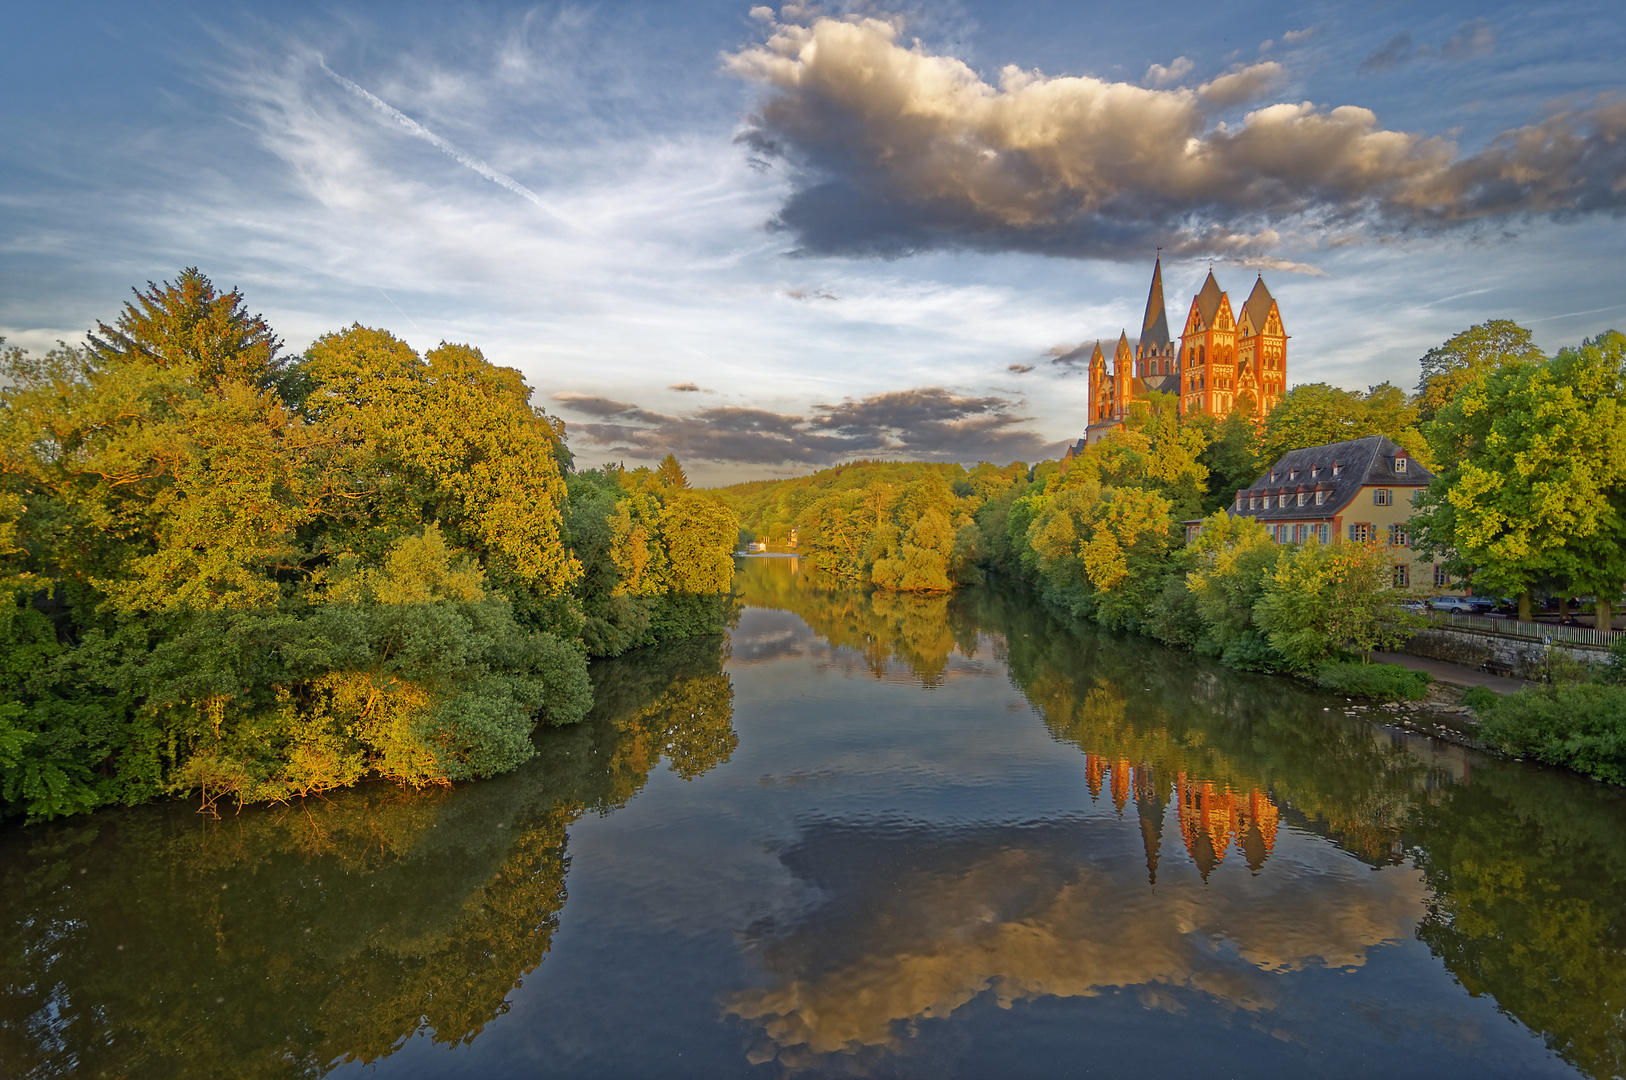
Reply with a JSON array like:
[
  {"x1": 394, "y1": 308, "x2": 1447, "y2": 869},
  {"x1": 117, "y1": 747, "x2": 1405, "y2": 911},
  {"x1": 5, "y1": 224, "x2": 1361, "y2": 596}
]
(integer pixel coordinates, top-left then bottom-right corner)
[
  {"x1": 1463, "y1": 596, "x2": 1498, "y2": 613},
  {"x1": 1427, "y1": 596, "x2": 1476, "y2": 613},
  {"x1": 1397, "y1": 599, "x2": 1428, "y2": 615}
]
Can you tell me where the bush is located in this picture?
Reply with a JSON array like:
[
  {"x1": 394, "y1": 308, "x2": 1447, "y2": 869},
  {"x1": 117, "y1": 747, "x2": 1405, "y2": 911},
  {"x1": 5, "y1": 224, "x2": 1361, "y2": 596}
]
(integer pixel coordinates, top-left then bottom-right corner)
[
  {"x1": 1462, "y1": 685, "x2": 1500, "y2": 713},
  {"x1": 1312, "y1": 661, "x2": 1433, "y2": 701},
  {"x1": 1477, "y1": 684, "x2": 1626, "y2": 784}
]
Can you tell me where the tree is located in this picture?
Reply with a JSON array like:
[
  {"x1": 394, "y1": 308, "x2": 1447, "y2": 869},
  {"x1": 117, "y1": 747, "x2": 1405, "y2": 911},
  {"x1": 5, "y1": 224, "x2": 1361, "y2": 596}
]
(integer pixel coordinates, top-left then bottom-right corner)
[
  {"x1": 1260, "y1": 382, "x2": 1427, "y2": 467},
  {"x1": 656, "y1": 453, "x2": 691, "y2": 490},
  {"x1": 1252, "y1": 537, "x2": 1412, "y2": 669},
  {"x1": 1416, "y1": 320, "x2": 1545, "y2": 423},
  {"x1": 87, "y1": 267, "x2": 286, "y2": 391},
  {"x1": 300, "y1": 328, "x2": 580, "y2": 605},
  {"x1": 1193, "y1": 406, "x2": 1263, "y2": 513},
  {"x1": 1413, "y1": 333, "x2": 1626, "y2": 623}
]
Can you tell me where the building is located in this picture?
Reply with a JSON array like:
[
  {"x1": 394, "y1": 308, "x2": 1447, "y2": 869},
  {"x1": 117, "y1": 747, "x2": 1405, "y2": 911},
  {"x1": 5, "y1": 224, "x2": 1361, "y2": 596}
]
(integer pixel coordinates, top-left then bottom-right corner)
[
  {"x1": 1083, "y1": 257, "x2": 1287, "y2": 446},
  {"x1": 1220, "y1": 434, "x2": 1447, "y2": 589}
]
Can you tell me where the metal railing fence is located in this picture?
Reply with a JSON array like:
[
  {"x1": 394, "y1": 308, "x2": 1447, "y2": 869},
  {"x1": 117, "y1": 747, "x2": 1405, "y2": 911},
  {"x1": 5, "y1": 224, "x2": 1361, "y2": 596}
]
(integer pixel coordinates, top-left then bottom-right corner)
[{"x1": 1427, "y1": 610, "x2": 1623, "y2": 648}]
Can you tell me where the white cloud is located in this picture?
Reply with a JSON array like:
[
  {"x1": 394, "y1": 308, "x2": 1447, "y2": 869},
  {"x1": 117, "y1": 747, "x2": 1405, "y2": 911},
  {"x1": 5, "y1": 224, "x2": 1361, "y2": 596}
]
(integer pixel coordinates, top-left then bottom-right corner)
[{"x1": 1144, "y1": 56, "x2": 1194, "y2": 88}]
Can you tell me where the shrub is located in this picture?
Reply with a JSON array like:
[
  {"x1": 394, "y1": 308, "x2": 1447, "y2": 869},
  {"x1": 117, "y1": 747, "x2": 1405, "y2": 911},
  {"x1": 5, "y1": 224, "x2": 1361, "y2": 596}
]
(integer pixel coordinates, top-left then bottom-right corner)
[
  {"x1": 1462, "y1": 685, "x2": 1500, "y2": 712},
  {"x1": 1477, "y1": 684, "x2": 1626, "y2": 785},
  {"x1": 1312, "y1": 661, "x2": 1433, "y2": 701}
]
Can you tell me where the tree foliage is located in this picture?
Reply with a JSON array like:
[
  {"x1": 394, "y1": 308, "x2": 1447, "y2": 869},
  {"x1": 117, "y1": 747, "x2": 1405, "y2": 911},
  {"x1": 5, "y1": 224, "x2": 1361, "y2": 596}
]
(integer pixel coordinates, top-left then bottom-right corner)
[
  {"x1": 0, "y1": 272, "x2": 736, "y2": 821},
  {"x1": 1416, "y1": 319, "x2": 1546, "y2": 422}
]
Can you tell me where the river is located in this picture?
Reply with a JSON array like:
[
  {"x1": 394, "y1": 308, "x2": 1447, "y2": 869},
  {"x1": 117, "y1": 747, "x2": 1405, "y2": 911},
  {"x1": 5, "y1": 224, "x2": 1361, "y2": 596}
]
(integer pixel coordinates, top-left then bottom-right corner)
[{"x1": 3, "y1": 555, "x2": 1624, "y2": 1079}]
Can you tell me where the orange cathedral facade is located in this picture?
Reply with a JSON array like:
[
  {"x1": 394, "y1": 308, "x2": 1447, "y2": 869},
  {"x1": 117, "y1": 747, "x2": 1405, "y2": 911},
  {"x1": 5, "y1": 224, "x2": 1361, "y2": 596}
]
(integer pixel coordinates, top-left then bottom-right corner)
[{"x1": 1082, "y1": 258, "x2": 1288, "y2": 446}]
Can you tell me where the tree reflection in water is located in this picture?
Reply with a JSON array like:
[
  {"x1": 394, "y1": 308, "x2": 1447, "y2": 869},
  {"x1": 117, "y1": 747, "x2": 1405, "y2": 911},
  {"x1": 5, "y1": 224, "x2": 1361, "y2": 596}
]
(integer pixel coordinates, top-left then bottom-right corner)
[
  {"x1": 0, "y1": 635, "x2": 737, "y2": 1080},
  {"x1": 733, "y1": 559, "x2": 1626, "y2": 1079}
]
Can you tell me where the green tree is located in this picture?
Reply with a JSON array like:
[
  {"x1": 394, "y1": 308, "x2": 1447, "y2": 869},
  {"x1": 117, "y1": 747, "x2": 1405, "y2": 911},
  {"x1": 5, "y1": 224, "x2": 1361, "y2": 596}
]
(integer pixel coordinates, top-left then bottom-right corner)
[
  {"x1": 1416, "y1": 319, "x2": 1545, "y2": 423},
  {"x1": 1260, "y1": 382, "x2": 1428, "y2": 467},
  {"x1": 1413, "y1": 334, "x2": 1626, "y2": 623},
  {"x1": 1252, "y1": 537, "x2": 1414, "y2": 669}
]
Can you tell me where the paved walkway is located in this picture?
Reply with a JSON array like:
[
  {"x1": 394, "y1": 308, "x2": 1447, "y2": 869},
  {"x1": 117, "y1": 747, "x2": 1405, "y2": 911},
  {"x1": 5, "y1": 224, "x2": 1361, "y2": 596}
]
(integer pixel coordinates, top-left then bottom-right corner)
[{"x1": 1376, "y1": 651, "x2": 1528, "y2": 693}]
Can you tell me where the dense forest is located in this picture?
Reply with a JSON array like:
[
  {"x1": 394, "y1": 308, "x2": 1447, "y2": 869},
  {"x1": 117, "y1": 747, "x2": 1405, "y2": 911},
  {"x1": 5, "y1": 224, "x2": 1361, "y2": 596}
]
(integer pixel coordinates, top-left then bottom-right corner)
[{"x1": 0, "y1": 271, "x2": 738, "y2": 821}]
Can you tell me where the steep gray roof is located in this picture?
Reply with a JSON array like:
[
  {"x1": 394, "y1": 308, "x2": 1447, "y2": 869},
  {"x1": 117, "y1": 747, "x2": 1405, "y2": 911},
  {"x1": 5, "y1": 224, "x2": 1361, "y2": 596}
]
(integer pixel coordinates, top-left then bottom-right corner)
[
  {"x1": 1232, "y1": 434, "x2": 1434, "y2": 522},
  {"x1": 1138, "y1": 257, "x2": 1172, "y2": 355},
  {"x1": 1193, "y1": 270, "x2": 1223, "y2": 329},
  {"x1": 1240, "y1": 275, "x2": 1275, "y2": 334}
]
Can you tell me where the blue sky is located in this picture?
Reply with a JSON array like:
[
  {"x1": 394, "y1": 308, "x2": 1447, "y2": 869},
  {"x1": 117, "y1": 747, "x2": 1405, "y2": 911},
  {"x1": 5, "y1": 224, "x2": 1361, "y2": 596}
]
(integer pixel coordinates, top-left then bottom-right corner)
[{"x1": 3, "y1": 0, "x2": 1623, "y2": 482}]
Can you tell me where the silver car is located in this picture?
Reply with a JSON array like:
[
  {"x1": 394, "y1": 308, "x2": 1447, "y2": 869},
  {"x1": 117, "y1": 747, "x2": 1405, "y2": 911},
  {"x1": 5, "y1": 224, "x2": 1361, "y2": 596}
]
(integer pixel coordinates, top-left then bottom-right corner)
[{"x1": 1427, "y1": 596, "x2": 1476, "y2": 613}]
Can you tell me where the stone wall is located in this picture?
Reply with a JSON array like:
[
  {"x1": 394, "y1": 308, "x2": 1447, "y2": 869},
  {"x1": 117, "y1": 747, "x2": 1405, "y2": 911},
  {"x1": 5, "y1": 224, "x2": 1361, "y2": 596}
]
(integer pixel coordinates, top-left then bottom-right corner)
[{"x1": 1399, "y1": 626, "x2": 1608, "y2": 679}]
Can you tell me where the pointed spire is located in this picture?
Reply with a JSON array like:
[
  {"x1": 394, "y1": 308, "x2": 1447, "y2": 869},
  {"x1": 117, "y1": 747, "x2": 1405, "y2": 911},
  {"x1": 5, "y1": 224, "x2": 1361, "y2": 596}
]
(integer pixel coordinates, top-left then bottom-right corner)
[
  {"x1": 1194, "y1": 270, "x2": 1224, "y2": 329},
  {"x1": 1242, "y1": 274, "x2": 1276, "y2": 334},
  {"x1": 1138, "y1": 256, "x2": 1171, "y2": 357}
]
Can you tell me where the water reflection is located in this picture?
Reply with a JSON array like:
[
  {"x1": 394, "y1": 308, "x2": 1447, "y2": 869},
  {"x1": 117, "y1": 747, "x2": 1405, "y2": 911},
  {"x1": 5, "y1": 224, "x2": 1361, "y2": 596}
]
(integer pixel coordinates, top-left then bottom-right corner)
[
  {"x1": 3, "y1": 561, "x2": 1624, "y2": 1079},
  {"x1": 734, "y1": 558, "x2": 1626, "y2": 1078},
  {"x1": 726, "y1": 818, "x2": 1427, "y2": 1070},
  {"x1": 0, "y1": 635, "x2": 737, "y2": 1080}
]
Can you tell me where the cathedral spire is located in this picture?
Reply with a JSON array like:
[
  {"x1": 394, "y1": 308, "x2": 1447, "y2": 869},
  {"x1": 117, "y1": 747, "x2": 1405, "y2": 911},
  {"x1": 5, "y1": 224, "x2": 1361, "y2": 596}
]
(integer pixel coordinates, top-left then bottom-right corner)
[{"x1": 1138, "y1": 256, "x2": 1171, "y2": 358}]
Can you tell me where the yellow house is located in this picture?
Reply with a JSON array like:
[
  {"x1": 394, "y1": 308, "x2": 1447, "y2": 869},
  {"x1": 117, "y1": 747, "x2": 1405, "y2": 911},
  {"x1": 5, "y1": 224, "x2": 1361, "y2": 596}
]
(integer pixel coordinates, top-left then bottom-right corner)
[{"x1": 1221, "y1": 434, "x2": 1451, "y2": 591}]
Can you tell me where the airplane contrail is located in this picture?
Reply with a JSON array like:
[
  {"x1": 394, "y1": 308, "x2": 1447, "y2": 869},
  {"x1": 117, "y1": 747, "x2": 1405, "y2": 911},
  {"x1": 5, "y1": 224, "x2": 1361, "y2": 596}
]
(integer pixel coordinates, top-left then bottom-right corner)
[{"x1": 319, "y1": 59, "x2": 584, "y2": 232}]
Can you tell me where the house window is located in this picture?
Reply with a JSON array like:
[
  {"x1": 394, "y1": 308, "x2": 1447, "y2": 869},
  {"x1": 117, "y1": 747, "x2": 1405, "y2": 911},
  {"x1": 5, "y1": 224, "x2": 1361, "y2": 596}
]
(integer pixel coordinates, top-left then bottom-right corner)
[
  {"x1": 1395, "y1": 457, "x2": 1408, "y2": 474},
  {"x1": 1388, "y1": 524, "x2": 1410, "y2": 547},
  {"x1": 1310, "y1": 466, "x2": 1320, "y2": 479},
  {"x1": 1294, "y1": 524, "x2": 1308, "y2": 542},
  {"x1": 1433, "y1": 564, "x2": 1451, "y2": 586},
  {"x1": 1332, "y1": 463, "x2": 1343, "y2": 476},
  {"x1": 1288, "y1": 468, "x2": 1297, "y2": 480},
  {"x1": 1373, "y1": 489, "x2": 1392, "y2": 506},
  {"x1": 1315, "y1": 490, "x2": 1326, "y2": 505},
  {"x1": 1393, "y1": 564, "x2": 1410, "y2": 588},
  {"x1": 1297, "y1": 492, "x2": 1307, "y2": 507},
  {"x1": 1249, "y1": 496, "x2": 1259, "y2": 510},
  {"x1": 1235, "y1": 492, "x2": 1243, "y2": 510},
  {"x1": 1349, "y1": 523, "x2": 1372, "y2": 543},
  {"x1": 1317, "y1": 524, "x2": 1330, "y2": 543}
]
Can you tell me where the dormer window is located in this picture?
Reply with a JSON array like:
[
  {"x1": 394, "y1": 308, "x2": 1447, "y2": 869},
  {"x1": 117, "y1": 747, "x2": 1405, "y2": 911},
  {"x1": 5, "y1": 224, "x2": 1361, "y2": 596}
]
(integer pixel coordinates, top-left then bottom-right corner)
[
  {"x1": 1288, "y1": 468, "x2": 1297, "y2": 481},
  {"x1": 1394, "y1": 457, "x2": 1408, "y2": 474},
  {"x1": 1332, "y1": 462, "x2": 1343, "y2": 476},
  {"x1": 1297, "y1": 491, "x2": 1307, "y2": 507},
  {"x1": 1315, "y1": 490, "x2": 1326, "y2": 505},
  {"x1": 1310, "y1": 466, "x2": 1320, "y2": 479},
  {"x1": 1269, "y1": 472, "x2": 1278, "y2": 483},
  {"x1": 1249, "y1": 496, "x2": 1259, "y2": 510}
]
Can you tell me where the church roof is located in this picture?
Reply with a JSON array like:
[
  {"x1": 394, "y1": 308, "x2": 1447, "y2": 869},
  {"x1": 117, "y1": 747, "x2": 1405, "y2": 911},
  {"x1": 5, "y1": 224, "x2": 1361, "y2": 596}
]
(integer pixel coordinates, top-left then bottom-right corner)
[
  {"x1": 1138, "y1": 257, "x2": 1171, "y2": 354},
  {"x1": 1241, "y1": 275, "x2": 1275, "y2": 333},
  {"x1": 1194, "y1": 270, "x2": 1223, "y2": 329}
]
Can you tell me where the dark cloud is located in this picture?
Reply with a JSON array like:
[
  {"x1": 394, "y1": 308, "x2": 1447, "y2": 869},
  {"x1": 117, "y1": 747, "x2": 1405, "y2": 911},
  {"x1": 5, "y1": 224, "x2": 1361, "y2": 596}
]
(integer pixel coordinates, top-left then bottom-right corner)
[
  {"x1": 726, "y1": 15, "x2": 1626, "y2": 262},
  {"x1": 1440, "y1": 20, "x2": 1495, "y2": 62},
  {"x1": 551, "y1": 386, "x2": 1055, "y2": 467},
  {"x1": 669, "y1": 382, "x2": 704, "y2": 392},
  {"x1": 1046, "y1": 342, "x2": 1094, "y2": 368},
  {"x1": 1358, "y1": 33, "x2": 1422, "y2": 74},
  {"x1": 1007, "y1": 363, "x2": 1034, "y2": 373},
  {"x1": 784, "y1": 287, "x2": 838, "y2": 300}
]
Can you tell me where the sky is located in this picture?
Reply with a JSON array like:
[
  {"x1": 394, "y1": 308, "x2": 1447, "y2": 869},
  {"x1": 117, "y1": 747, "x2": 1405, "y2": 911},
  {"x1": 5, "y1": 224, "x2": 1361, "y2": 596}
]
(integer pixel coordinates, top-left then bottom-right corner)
[{"x1": 3, "y1": 0, "x2": 1623, "y2": 484}]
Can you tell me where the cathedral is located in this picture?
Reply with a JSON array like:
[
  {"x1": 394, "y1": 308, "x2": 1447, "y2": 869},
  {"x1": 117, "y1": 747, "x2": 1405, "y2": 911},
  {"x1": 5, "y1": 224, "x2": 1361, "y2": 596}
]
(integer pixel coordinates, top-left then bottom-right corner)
[{"x1": 1081, "y1": 257, "x2": 1287, "y2": 445}]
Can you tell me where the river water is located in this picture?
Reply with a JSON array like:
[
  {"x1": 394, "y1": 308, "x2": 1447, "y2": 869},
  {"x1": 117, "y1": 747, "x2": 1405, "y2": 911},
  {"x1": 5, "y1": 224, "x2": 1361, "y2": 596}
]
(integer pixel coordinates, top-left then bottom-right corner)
[{"x1": 4, "y1": 556, "x2": 1625, "y2": 1079}]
